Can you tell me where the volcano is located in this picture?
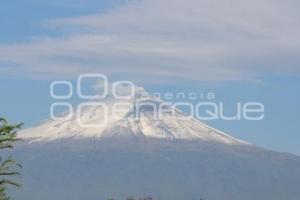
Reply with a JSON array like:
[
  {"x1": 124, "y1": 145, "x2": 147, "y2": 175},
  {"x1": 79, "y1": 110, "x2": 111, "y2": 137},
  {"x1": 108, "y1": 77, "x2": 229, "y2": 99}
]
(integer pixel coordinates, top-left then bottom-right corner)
[{"x1": 14, "y1": 88, "x2": 300, "y2": 200}]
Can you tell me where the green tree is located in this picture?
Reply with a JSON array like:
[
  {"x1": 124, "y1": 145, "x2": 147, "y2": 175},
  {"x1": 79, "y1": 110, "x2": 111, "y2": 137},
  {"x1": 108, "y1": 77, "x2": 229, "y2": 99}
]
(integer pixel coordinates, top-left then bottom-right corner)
[{"x1": 0, "y1": 118, "x2": 22, "y2": 200}]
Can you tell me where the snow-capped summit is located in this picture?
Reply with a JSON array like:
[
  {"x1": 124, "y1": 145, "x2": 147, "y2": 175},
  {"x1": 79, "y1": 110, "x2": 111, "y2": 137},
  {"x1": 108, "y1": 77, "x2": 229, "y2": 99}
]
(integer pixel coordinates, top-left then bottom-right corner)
[{"x1": 19, "y1": 86, "x2": 248, "y2": 145}]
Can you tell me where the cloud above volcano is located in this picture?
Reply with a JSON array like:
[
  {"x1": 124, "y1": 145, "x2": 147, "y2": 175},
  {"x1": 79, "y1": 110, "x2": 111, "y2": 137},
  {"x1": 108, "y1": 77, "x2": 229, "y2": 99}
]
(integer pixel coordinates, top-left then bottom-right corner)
[{"x1": 1, "y1": 0, "x2": 300, "y2": 83}]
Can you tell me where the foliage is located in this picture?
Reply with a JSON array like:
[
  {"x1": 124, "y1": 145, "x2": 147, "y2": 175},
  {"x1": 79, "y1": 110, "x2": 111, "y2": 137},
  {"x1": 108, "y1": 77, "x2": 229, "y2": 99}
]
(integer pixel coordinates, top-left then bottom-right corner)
[
  {"x1": 107, "y1": 197, "x2": 155, "y2": 200},
  {"x1": 0, "y1": 118, "x2": 22, "y2": 200}
]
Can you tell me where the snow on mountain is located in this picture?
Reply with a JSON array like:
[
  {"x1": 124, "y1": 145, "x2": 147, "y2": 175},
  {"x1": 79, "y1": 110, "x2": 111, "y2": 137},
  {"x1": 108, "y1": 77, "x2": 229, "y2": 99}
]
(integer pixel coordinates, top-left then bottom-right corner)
[{"x1": 19, "y1": 87, "x2": 248, "y2": 145}]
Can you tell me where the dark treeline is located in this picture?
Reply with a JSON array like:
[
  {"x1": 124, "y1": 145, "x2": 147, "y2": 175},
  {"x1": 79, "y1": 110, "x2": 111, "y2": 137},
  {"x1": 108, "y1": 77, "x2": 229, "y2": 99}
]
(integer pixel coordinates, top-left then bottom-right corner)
[
  {"x1": 107, "y1": 197, "x2": 204, "y2": 200},
  {"x1": 107, "y1": 197, "x2": 155, "y2": 200}
]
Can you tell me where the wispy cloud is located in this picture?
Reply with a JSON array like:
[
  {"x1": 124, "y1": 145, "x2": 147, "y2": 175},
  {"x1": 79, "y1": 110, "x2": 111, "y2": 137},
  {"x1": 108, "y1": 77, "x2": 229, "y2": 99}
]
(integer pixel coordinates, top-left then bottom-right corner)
[{"x1": 1, "y1": 0, "x2": 300, "y2": 83}]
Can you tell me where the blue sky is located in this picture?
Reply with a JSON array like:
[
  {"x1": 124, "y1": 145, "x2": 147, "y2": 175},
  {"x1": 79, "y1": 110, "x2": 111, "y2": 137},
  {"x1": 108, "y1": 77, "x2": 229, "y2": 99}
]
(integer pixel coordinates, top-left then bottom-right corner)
[{"x1": 0, "y1": 0, "x2": 299, "y2": 155}]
